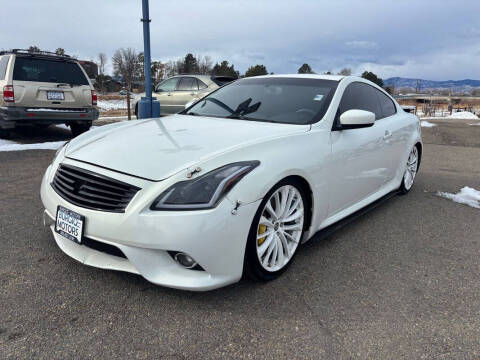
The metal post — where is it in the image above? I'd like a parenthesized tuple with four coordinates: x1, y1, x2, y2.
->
(138, 0, 160, 119)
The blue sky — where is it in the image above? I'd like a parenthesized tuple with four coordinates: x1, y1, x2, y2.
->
(3, 0, 480, 80)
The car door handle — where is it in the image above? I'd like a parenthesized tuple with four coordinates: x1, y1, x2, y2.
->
(383, 130, 392, 140)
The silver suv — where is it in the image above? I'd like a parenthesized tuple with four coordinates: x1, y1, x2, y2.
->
(0, 49, 99, 138)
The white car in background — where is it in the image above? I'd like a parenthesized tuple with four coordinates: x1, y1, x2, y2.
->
(40, 75, 422, 291)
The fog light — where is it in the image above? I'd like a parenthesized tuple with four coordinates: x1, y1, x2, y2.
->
(174, 252, 198, 269)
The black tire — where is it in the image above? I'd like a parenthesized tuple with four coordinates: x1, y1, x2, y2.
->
(399, 144, 420, 195)
(0, 128, 12, 139)
(244, 178, 308, 282)
(70, 122, 91, 137)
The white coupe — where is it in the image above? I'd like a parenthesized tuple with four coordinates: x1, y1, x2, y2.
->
(40, 75, 422, 291)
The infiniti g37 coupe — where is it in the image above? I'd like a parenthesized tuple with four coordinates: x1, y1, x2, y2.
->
(40, 74, 422, 291)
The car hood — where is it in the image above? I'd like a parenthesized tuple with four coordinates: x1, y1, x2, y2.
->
(65, 114, 310, 181)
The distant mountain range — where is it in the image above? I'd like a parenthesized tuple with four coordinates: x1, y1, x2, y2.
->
(384, 77, 480, 91)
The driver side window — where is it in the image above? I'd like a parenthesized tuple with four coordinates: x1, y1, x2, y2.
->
(339, 82, 382, 120)
(155, 78, 179, 92)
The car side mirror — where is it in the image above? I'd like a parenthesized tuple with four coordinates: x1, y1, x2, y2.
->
(339, 109, 375, 129)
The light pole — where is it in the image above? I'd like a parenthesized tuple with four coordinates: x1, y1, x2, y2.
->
(138, 0, 160, 119)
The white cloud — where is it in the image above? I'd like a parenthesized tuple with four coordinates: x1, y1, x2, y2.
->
(345, 41, 378, 49)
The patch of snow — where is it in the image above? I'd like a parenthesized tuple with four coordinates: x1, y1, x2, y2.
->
(420, 121, 436, 128)
(447, 111, 479, 120)
(0, 140, 66, 152)
(98, 115, 130, 121)
(55, 124, 70, 130)
(97, 100, 128, 111)
(437, 187, 480, 209)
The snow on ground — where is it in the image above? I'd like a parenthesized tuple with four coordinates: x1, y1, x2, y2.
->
(420, 121, 436, 127)
(55, 124, 70, 130)
(437, 187, 480, 209)
(97, 99, 128, 111)
(0, 140, 66, 152)
(448, 111, 479, 120)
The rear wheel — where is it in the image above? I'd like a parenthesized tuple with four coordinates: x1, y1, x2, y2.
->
(244, 180, 306, 281)
(70, 122, 91, 137)
(0, 128, 12, 139)
(399, 145, 419, 194)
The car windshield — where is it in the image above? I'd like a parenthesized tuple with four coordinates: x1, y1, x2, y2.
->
(13, 57, 89, 85)
(184, 77, 338, 124)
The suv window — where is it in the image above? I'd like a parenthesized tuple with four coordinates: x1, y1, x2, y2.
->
(156, 78, 178, 92)
(177, 77, 197, 91)
(376, 89, 396, 118)
(12, 57, 89, 85)
(0, 56, 9, 80)
(338, 82, 381, 120)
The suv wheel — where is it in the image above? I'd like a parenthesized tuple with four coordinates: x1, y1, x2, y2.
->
(70, 122, 91, 137)
(0, 128, 12, 139)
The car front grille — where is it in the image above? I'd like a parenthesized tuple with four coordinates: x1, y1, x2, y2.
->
(51, 164, 141, 213)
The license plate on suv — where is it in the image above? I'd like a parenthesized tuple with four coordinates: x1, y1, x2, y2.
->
(55, 206, 84, 244)
(47, 91, 65, 100)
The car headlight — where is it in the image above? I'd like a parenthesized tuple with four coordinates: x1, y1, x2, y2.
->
(150, 161, 260, 210)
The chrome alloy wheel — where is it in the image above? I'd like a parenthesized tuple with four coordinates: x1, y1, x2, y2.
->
(404, 146, 418, 190)
(256, 185, 304, 272)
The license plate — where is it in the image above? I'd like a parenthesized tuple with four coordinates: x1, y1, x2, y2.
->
(47, 91, 65, 100)
(55, 206, 84, 244)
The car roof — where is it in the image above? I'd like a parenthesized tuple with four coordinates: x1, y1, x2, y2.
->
(251, 74, 345, 81)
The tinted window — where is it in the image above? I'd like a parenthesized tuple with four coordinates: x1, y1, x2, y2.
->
(376, 90, 396, 118)
(185, 77, 339, 124)
(0, 56, 9, 80)
(339, 82, 381, 120)
(197, 79, 208, 89)
(156, 78, 178, 92)
(12, 57, 89, 85)
(177, 77, 196, 91)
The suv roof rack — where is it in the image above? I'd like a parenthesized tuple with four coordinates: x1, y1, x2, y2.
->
(0, 49, 72, 59)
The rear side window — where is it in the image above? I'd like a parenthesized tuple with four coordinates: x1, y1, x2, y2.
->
(177, 77, 197, 91)
(376, 90, 396, 118)
(0, 56, 9, 80)
(197, 79, 208, 89)
(12, 57, 89, 85)
(339, 82, 381, 120)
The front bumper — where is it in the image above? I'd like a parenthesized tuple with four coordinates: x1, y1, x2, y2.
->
(0, 106, 99, 129)
(40, 160, 260, 291)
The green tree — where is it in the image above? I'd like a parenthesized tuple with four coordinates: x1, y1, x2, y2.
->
(297, 63, 314, 74)
(245, 64, 268, 77)
(337, 68, 352, 76)
(361, 71, 384, 87)
(55, 48, 65, 56)
(28, 45, 40, 53)
(181, 53, 199, 74)
(212, 60, 238, 78)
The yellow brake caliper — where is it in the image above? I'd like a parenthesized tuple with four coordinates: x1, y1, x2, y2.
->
(258, 224, 267, 245)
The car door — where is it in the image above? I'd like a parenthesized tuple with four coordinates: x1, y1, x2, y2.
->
(328, 82, 391, 215)
(153, 77, 179, 115)
(170, 77, 199, 112)
(374, 88, 407, 183)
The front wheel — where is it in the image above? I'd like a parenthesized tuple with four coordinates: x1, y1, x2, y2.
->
(399, 145, 419, 194)
(244, 180, 307, 281)
(70, 122, 91, 137)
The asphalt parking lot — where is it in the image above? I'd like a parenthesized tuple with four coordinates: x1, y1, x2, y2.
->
(1, 120, 479, 359)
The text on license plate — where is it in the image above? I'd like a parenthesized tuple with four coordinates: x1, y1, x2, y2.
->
(55, 206, 84, 244)
(47, 91, 65, 100)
